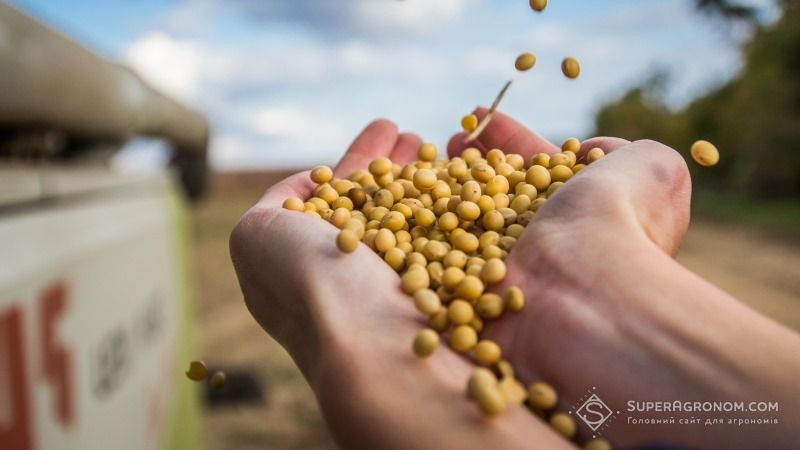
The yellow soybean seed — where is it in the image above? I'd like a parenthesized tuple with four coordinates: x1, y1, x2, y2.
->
(572, 163, 587, 173)
(561, 57, 581, 79)
(414, 207, 436, 228)
(550, 413, 577, 439)
(448, 300, 475, 325)
(515, 52, 536, 72)
(401, 267, 430, 294)
(443, 249, 468, 268)
(506, 286, 525, 312)
(418, 143, 438, 162)
(482, 210, 505, 232)
(450, 325, 478, 352)
(561, 138, 581, 153)
(423, 240, 448, 262)
(480, 258, 507, 285)
(505, 224, 525, 239)
(690, 140, 720, 167)
(476, 293, 504, 319)
(528, 381, 558, 410)
(546, 181, 564, 197)
(468, 372, 506, 416)
(549, 165, 573, 183)
(530, 0, 547, 12)
(474, 340, 502, 365)
(460, 180, 482, 202)
(413, 169, 437, 191)
(526, 165, 551, 193)
(467, 368, 497, 399)
(381, 211, 406, 232)
(496, 359, 514, 379)
(375, 228, 397, 253)
(506, 153, 524, 170)
(455, 275, 485, 301)
(310, 165, 333, 184)
(531, 152, 551, 168)
(498, 377, 528, 405)
(485, 175, 510, 195)
(510, 195, 532, 214)
(461, 114, 478, 132)
(347, 188, 367, 210)
(456, 201, 481, 221)
(586, 147, 605, 163)
(471, 164, 496, 183)
(428, 308, 450, 332)
(486, 149, 505, 167)
(368, 157, 393, 176)
(384, 247, 406, 271)
(584, 438, 613, 450)
(186, 360, 207, 381)
(442, 266, 466, 290)
(438, 212, 459, 232)
(282, 197, 304, 211)
(413, 328, 439, 358)
(209, 371, 226, 390)
(453, 232, 480, 253)
(331, 196, 354, 211)
(336, 229, 360, 253)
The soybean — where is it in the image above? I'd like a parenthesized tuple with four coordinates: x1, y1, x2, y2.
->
(515, 52, 537, 71)
(690, 140, 719, 167)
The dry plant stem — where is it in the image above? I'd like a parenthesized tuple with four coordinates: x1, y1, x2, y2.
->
(464, 80, 513, 144)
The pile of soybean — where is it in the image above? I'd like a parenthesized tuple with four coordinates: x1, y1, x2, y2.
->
(283, 140, 614, 450)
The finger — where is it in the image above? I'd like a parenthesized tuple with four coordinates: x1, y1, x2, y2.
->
(450, 107, 560, 159)
(576, 136, 631, 161)
(256, 170, 316, 209)
(390, 132, 423, 166)
(447, 131, 487, 157)
(335, 119, 399, 178)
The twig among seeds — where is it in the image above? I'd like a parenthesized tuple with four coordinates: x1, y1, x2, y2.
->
(464, 80, 513, 144)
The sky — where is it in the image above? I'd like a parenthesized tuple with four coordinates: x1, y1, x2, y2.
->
(9, 0, 780, 170)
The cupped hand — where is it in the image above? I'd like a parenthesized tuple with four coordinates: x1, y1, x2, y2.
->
(230, 119, 572, 449)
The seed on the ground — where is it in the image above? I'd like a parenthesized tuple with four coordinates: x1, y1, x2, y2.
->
(550, 412, 577, 439)
(561, 57, 581, 79)
(474, 340, 502, 365)
(515, 52, 537, 71)
(690, 140, 719, 167)
(506, 286, 525, 312)
(209, 371, 226, 390)
(448, 300, 475, 325)
(282, 197, 304, 211)
(461, 114, 479, 132)
(450, 325, 478, 352)
(310, 165, 333, 184)
(528, 381, 558, 410)
(186, 360, 207, 381)
(530, 0, 547, 12)
(413, 328, 439, 357)
(336, 229, 359, 253)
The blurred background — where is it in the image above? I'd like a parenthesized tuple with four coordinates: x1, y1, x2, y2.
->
(1, 1, 798, 449)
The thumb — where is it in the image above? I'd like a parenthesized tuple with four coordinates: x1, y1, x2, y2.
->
(538, 139, 692, 256)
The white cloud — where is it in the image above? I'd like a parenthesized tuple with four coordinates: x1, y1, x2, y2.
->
(122, 31, 204, 105)
(118, 0, 748, 170)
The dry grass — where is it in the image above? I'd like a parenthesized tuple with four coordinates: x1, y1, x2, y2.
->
(189, 171, 800, 450)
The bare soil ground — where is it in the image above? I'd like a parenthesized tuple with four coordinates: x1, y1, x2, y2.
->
(189, 171, 800, 450)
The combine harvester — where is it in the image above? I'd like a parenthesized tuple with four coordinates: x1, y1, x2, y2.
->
(0, 4, 207, 449)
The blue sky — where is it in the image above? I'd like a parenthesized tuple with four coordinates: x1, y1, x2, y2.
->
(10, 0, 777, 169)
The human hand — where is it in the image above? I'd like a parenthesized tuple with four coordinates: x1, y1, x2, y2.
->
(230, 120, 573, 449)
